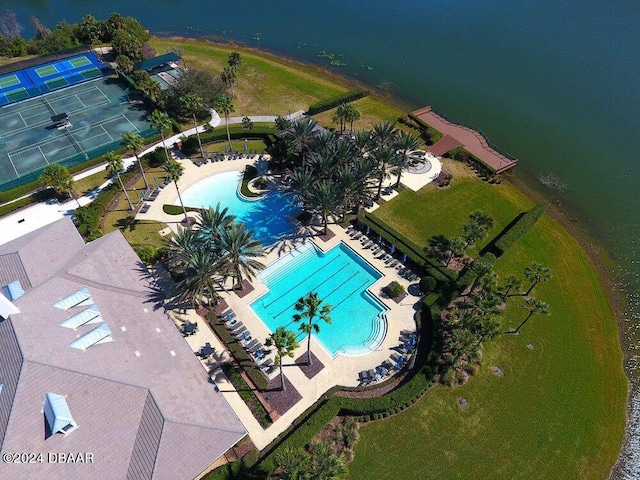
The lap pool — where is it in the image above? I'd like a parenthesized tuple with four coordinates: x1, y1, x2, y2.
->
(250, 241, 388, 357)
(180, 170, 297, 245)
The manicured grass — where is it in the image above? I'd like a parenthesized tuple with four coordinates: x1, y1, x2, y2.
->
(312, 96, 405, 131)
(201, 139, 267, 155)
(348, 169, 627, 479)
(149, 37, 350, 116)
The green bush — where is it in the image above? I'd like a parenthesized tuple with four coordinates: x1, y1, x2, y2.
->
(307, 89, 367, 115)
(406, 113, 444, 144)
(163, 204, 184, 216)
(494, 204, 545, 255)
(181, 136, 200, 156)
(420, 276, 438, 293)
(133, 245, 158, 265)
(0, 189, 54, 216)
(240, 165, 261, 198)
(481, 252, 497, 264)
(386, 281, 405, 298)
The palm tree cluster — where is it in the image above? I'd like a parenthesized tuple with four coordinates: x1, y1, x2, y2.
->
(332, 102, 361, 132)
(280, 118, 423, 234)
(429, 210, 495, 268)
(440, 260, 552, 384)
(164, 204, 266, 308)
(274, 440, 348, 480)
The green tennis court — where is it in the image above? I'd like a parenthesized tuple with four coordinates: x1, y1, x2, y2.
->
(80, 68, 102, 80)
(45, 77, 69, 90)
(35, 64, 59, 77)
(0, 75, 20, 88)
(5, 88, 29, 103)
(69, 56, 92, 68)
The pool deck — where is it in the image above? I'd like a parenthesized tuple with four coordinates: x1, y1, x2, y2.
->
(143, 158, 421, 451)
(163, 223, 418, 450)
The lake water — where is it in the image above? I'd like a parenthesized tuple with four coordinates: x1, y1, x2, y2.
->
(8, 1, 640, 476)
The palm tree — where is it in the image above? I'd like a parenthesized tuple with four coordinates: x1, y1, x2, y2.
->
(175, 249, 223, 308)
(462, 220, 486, 248)
(219, 222, 266, 290)
(196, 203, 235, 252)
(512, 297, 550, 334)
(469, 210, 495, 231)
(343, 103, 361, 132)
(333, 103, 348, 131)
(147, 109, 172, 164)
(285, 167, 315, 211)
(288, 117, 318, 165)
(164, 226, 200, 273)
(293, 292, 332, 365)
(39, 164, 80, 207)
(446, 236, 467, 267)
(227, 51, 242, 68)
(164, 159, 189, 224)
(180, 93, 205, 159)
(372, 145, 396, 198)
(274, 115, 291, 131)
(351, 130, 374, 157)
(214, 95, 235, 152)
(121, 132, 149, 190)
(371, 121, 397, 148)
(265, 327, 299, 391)
(308, 439, 347, 479)
(308, 180, 340, 234)
(523, 263, 552, 296)
(220, 65, 237, 96)
(105, 152, 134, 210)
(500, 274, 523, 300)
(274, 447, 310, 480)
(468, 260, 494, 293)
(335, 164, 370, 220)
(448, 327, 479, 368)
(392, 130, 423, 187)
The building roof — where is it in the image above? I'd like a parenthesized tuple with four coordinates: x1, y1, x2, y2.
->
(0, 218, 246, 479)
(134, 53, 182, 72)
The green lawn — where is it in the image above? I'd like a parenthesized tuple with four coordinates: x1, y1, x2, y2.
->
(348, 167, 627, 479)
(149, 37, 349, 116)
(312, 96, 406, 131)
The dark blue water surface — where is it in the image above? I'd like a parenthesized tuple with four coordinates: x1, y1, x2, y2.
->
(7, 1, 640, 476)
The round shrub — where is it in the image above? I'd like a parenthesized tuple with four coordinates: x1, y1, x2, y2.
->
(420, 276, 437, 293)
(181, 136, 200, 156)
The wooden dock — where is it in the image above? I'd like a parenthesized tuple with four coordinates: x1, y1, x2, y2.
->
(413, 106, 517, 174)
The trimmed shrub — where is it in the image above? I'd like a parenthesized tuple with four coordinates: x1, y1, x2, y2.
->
(134, 245, 158, 265)
(307, 89, 367, 115)
(423, 292, 441, 308)
(406, 113, 444, 144)
(481, 252, 497, 264)
(162, 204, 184, 216)
(181, 136, 200, 156)
(420, 276, 438, 293)
(494, 204, 545, 255)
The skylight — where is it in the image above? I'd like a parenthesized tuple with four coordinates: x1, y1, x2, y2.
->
(53, 287, 92, 310)
(69, 323, 113, 350)
(2, 280, 24, 301)
(44, 392, 78, 436)
(60, 304, 102, 329)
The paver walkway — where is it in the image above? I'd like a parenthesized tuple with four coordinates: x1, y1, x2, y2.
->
(413, 106, 517, 173)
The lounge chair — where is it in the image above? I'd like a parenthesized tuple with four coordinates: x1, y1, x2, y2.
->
(259, 357, 274, 371)
(231, 326, 247, 338)
(244, 338, 259, 351)
(358, 370, 372, 385)
(248, 341, 263, 354)
(352, 232, 363, 240)
(140, 203, 150, 214)
(389, 259, 399, 268)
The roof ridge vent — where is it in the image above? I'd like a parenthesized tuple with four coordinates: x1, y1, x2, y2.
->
(44, 392, 78, 436)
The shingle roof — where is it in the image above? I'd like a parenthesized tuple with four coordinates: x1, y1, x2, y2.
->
(0, 219, 246, 479)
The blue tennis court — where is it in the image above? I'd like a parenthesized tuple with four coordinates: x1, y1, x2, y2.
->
(0, 52, 106, 107)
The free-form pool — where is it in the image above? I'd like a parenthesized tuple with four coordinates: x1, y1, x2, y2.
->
(180, 170, 297, 245)
(250, 242, 388, 357)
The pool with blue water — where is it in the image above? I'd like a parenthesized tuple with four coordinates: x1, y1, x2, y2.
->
(180, 170, 296, 245)
(250, 242, 388, 357)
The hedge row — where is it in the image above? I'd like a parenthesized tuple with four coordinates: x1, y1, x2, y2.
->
(259, 399, 341, 472)
(307, 89, 367, 115)
(205, 312, 269, 391)
(0, 189, 54, 217)
(195, 124, 277, 145)
(494, 203, 545, 255)
(221, 363, 272, 428)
